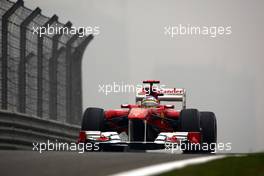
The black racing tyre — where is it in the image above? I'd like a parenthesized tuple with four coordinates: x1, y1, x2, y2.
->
(179, 109, 201, 154)
(81, 107, 105, 131)
(200, 111, 217, 153)
(180, 109, 200, 132)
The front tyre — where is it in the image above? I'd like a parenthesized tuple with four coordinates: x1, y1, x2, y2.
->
(180, 109, 200, 132)
(179, 109, 201, 153)
(200, 111, 217, 153)
(81, 107, 105, 131)
(81, 108, 106, 151)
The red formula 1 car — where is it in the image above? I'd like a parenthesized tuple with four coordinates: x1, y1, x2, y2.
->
(78, 80, 217, 153)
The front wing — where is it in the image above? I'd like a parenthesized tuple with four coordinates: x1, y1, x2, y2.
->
(79, 131, 201, 150)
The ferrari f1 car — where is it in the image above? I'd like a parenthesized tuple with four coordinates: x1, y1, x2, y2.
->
(78, 80, 217, 153)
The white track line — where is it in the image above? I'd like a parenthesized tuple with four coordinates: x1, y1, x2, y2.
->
(110, 155, 226, 176)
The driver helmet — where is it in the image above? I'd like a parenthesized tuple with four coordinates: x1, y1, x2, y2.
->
(142, 96, 159, 107)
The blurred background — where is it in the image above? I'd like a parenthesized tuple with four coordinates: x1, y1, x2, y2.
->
(24, 0, 264, 153)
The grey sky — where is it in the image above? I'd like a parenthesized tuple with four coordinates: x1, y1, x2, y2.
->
(25, 0, 264, 153)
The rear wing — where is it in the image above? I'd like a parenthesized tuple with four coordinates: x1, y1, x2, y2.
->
(136, 88, 186, 109)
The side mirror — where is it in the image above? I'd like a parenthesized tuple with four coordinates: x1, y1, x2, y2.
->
(121, 104, 129, 108)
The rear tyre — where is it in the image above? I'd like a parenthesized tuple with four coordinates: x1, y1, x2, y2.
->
(179, 109, 201, 153)
(200, 111, 217, 153)
(81, 107, 105, 131)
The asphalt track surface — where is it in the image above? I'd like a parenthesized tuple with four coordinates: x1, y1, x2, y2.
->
(0, 151, 207, 176)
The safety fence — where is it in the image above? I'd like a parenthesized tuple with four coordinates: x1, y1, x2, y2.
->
(0, 0, 93, 125)
(0, 0, 94, 148)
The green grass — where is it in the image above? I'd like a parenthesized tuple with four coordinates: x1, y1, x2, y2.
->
(159, 153, 264, 176)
